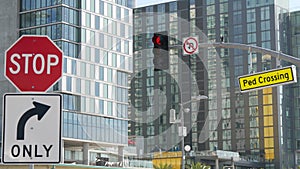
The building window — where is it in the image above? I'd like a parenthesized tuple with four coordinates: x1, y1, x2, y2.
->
(206, 0, 215, 5)
(99, 100, 104, 114)
(107, 68, 112, 83)
(95, 82, 99, 97)
(248, 33, 257, 43)
(124, 9, 129, 22)
(90, 64, 95, 79)
(99, 33, 104, 48)
(107, 101, 113, 116)
(116, 6, 121, 19)
(233, 0, 242, 10)
(261, 7, 270, 20)
(116, 38, 121, 52)
(99, 66, 104, 80)
(219, 3, 228, 13)
(106, 3, 113, 17)
(95, 15, 100, 29)
(261, 31, 271, 41)
(261, 20, 270, 30)
(120, 55, 125, 69)
(207, 5, 215, 15)
(169, 2, 177, 12)
(85, 80, 90, 95)
(99, 0, 104, 15)
(157, 4, 165, 13)
(247, 9, 256, 22)
(103, 18, 108, 33)
(66, 76, 72, 91)
(112, 53, 117, 67)
(90, 0, 95, 12)
(247, 23, 256, 33)
(233, 11, 242, 25)
(103, 51, 108, 65)
(103, 84, 108, 98)
(80, 62, 86, 77)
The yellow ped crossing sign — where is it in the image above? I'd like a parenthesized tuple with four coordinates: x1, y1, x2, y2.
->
(238, 65, 297, 92)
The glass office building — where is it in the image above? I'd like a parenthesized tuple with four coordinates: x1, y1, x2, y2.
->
(283, 10, 300, 168)
(0, 0, 133, 165)
(131, 1, 204, 155)
(201, 1, 288, 168)
(131, 0, 294, 168)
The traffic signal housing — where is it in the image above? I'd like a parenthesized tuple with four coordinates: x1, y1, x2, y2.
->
(152, 31, 169, 71)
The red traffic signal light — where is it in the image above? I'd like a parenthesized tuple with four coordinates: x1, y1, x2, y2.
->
(152, 31, 169, 71)
(152, 31, 169, 51)
(152, 35, 162, 45)
(152, 32, 168, 50)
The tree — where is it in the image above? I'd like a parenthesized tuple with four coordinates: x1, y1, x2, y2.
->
(153, 163, 173, 169)
(187, 162, 211, 169)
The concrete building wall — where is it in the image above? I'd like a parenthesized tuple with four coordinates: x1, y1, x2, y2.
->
(0, 0, 19, 81)
(0, 0, 19, 141)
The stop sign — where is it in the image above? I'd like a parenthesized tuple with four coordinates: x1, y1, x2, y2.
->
(5, 35, 63, 92)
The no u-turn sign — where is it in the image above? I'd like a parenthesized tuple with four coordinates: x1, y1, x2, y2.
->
(182, 36, 199, 55)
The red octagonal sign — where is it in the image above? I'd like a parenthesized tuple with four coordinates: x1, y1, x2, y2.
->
(5, 35, 63, 92)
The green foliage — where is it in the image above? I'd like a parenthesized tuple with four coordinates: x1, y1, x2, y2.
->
(153, 163, 173, 169)
(187, 162, 211, 169)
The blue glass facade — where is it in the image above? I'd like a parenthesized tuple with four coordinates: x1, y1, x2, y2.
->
(18, 0, 133, 165)
(63, 110, 127, 143)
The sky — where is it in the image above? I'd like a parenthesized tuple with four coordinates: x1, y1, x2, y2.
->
(290, 0, 300, 11)
(136, 0, 174, 7)
(136, 0, 300, 10)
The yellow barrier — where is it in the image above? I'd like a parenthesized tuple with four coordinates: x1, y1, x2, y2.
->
(153, 152, 182, 169)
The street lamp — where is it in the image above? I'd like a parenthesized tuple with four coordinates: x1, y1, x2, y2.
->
(170, 95, 208, 169)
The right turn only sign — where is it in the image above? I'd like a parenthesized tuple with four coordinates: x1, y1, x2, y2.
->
(2, 93, 61, 163)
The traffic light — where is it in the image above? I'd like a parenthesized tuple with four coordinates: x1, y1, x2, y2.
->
(152, 31, 169, 71)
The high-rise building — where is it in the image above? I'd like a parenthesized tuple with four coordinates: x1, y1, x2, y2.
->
(0, 0, 134, 165)
(131, 0, 294, 168)
(131, 1, 202, 155)
(283, 10, 300, 168)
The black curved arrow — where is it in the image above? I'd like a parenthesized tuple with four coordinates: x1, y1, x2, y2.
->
(17, 101, 50, 140)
